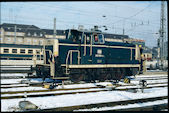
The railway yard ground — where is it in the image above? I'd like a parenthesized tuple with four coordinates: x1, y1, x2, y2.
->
(0, 70, 168, 112)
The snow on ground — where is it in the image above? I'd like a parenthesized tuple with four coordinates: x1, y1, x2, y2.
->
(1, 72, 168, 111)
(1, 84, 167, 97)
(1, 87, 168, 112)
(1, 73, 28, 77)
(75, 99, 168, 111)
(135, 74, 168, 78)
(1, 86, 48, 92)
(1, 84, 29, 87)
(146, 69, 167, 72)
(130, 79, 168, 84)
(1, 79, 27, 84)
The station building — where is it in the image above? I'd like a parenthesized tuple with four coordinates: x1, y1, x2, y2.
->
(0, 23, 145, 48)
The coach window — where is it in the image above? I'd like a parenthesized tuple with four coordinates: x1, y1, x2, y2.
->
(36, 50, 40, 54)
(28, 50, 33, 54)
(20, 49, 25, 53)
(4, 49, 9, 53)
(12, 49, 17, 53)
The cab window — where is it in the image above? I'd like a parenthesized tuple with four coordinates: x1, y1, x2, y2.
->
(94, 35, 98, 42)
(94, 34, 104, 44)
(98, 34, 104, 43)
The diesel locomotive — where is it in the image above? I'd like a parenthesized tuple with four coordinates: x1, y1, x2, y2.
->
(36, 28, 144, 82)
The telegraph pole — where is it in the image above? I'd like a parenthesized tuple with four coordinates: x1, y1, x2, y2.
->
(122, 19, 125, 35)
(53, 18, 56, 39)
(158, 0, 166, 70)
(14, 25, 17, 44)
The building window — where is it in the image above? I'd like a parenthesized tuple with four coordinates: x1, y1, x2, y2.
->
(34, 39, 37, 43)
(4, 49, 9, 53)
(12, 49, 17, 53)
(18, 38, 23, 43)
(7, 32, 12, 35)
(34, 32, 37, 36)
(17, 32, 23, 36)
(26, 39, 31, 44)
(39, 40, 43, 45)
(6, 37, 11, 41)
(0, 37, 3, 42)
(20, 49, 25, 53)
(28, 49, 33, 54)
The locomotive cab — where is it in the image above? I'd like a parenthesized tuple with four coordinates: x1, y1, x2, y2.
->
(65, 29, 105, 45)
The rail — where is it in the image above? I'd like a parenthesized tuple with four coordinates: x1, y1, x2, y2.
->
(0, 65, 34, 73)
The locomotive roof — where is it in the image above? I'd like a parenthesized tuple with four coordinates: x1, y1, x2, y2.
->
(66, 29, 102, 34)
(66, 29, 129, 39)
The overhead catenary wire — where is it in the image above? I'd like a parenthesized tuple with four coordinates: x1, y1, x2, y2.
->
(1, 1, 165, 41)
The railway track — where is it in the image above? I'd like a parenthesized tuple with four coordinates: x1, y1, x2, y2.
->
(23, 96, 168, 111)
(0, 81, 168, 89)
(1, 83, 167, 100)
(112, 103, 168, 111)
(134, 77, 168, 80)
(1, 71, 167, 111)
(0, 65, 34, 73)
(1, 77, 167, 88)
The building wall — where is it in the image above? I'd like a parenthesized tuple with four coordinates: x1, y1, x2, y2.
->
(0, 28, 5, 43)
(0, 28, 45, 45)
(45, 34, 66, 39)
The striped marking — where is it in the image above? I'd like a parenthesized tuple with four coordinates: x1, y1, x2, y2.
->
(59, 43, 135, 49)
(124, 78, 130, 83)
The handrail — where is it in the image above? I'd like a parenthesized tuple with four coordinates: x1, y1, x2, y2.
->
(66, 50, 80, 74)
(84, 34, 86, 56)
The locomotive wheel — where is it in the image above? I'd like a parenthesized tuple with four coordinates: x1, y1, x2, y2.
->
(70, 74, 84, 83)
(114, 68, 123, 81)
(97, 73, 109, 82)
(131, 68, 139, 76)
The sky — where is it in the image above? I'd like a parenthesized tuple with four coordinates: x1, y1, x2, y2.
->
(1, 1, 168, 48)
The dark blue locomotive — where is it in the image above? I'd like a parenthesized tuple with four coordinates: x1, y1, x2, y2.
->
(36, 29, 143, 82)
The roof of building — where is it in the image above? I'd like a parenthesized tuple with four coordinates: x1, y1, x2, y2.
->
(25, 29, 45, 38)
(1, 23, 46, 38)
(42, 29, 66, 35)
(1, 23, 40, 31)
